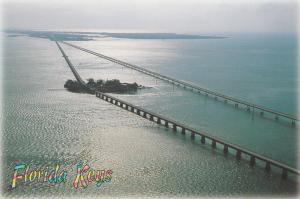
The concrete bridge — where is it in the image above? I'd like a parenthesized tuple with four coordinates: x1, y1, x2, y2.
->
(95, 91, 299, 180)
(56, 41, 300, 180)
(55, 41, 90, 91)
(60, 41, 298, 126)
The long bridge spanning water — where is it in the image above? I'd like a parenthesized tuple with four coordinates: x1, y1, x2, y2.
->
(55, 41, 90, 91)
(56, 41, 299, 180)
(60, 41, 298, 125)
(95, 91, 299, 179)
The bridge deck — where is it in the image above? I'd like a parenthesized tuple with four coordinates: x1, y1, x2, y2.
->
(96, 91, 300, 179)
(56, 41, 87, 87)
(60, 41, 298, 124)
(55, 40, 299, 180)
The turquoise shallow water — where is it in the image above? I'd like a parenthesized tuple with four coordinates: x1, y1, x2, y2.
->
(2, 34, 299, 197)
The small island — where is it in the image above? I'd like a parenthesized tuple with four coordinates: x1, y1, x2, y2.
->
(64, 78, 144, 94)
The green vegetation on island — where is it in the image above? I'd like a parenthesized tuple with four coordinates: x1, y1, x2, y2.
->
(6, 30, 228, 41)
(64, 78, 144, 94)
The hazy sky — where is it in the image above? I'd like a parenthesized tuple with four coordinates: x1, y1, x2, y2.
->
(2, 0, 298, 33)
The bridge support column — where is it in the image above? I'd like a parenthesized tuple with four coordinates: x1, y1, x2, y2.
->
(282, 169, 288, 180)
(250, 156, 256, 166)
(236, 150, 241, 160)
(260, 111, 264, 116)
(247, 106, 250, 112)
(157, 118, 161, 124)
(223, 145, 228, 154)
(215, 96, 218, 100)
(131, 107, 134, 113)
(235, 103, 239, 108)
(165, 121, 168, 128)
(224, 99, 227, 103)
(201, 136, 205, 144)
(150, 115, 153, 121)
(292, 120, 295, 126)
(182, 128, 186, 135)
(265, 162, 271, 172)
(173, 124, 177, 132)
(275, 115, 279, 120)
(212, 140, 216, 148)
(137, 110, 140, 115)
(143, 112, 147, 118)
(191, 132, 195, 140)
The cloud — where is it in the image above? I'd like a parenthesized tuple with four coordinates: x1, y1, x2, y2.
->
(2, 0, 298, 33)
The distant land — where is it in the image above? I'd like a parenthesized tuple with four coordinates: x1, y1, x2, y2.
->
(5, 30, 228, 41)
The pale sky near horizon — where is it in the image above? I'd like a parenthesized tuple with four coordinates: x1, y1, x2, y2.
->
(2, 0, 298, 34)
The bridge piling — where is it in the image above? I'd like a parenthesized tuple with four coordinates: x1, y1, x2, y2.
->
(173, 124, 177, 132)
(212, 140, 216, 148)
(250, 156, 256, 166)
(191, 132, 195, 140)
(236, 150, 241, 160)
(201, 136, 205, 144)
(157, 118, 161, 124)
(247, 106, 250, 112)
(150, 115, 154, 121)
(223, 145, 228, 154)
(182, 128, 186, 135)
(165, 121, 169, 128)
(265, 162, 271, 172)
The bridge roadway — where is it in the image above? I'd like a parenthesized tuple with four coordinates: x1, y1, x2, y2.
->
(60, 41, 298, 125)
(55, 41, 299, 180)
(56, 41, 88, 88)
(96, 91, 299, 180)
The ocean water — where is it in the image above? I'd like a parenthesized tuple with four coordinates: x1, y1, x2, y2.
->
(2, 33, 298, 197)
